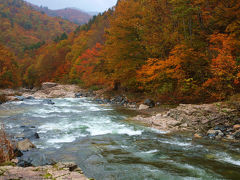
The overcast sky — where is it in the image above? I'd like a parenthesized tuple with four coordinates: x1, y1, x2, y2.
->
(24, 0, 118, 12)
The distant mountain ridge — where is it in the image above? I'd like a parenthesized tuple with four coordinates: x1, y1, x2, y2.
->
(0, 0, 77, 55)
(30, 5, 92, 25)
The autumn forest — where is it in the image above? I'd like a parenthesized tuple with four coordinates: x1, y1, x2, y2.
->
(1, 0, 240, 103)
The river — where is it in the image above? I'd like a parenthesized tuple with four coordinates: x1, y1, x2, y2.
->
(0, 98, 240, 179)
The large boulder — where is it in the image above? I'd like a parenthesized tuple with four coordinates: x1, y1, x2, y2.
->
(18, 150, 55, 167)
(41, 82, 57, 90)
(16, 139, 36, 151)
(139, 104, 149, 110)
(144, 99, 155, 108)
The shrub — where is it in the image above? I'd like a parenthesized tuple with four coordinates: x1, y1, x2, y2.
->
(0, 94, 7, 104)
(0, 124, 15, 164)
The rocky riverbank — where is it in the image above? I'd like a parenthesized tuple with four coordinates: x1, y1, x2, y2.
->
(132, 102, 240, 141)
(0, 161, 88, 180)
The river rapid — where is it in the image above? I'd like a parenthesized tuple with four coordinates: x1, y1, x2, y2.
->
(0, 98, 240, 180)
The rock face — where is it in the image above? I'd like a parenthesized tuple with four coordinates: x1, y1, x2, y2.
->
(16, 139, 36, 151)
(23, 84, 83, 99)
(0, 162, 88, 180)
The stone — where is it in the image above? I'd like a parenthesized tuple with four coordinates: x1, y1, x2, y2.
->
(139, 104, 150, 110)
(17, 139, 36, 151)
(41, 82, 57, 90)
(233, 124, 240, 130)
(144, 99, 155, 108)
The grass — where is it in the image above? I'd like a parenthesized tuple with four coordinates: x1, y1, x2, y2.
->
(0, 124, 15, 164)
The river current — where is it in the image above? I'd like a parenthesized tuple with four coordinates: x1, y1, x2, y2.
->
(0, 98, 240, 179)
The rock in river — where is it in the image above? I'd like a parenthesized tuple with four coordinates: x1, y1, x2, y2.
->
(17, 139, 36, 151)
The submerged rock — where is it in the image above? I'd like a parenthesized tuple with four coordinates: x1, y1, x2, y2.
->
(43, 99, 55, 105)
(15, 96, 25, 101)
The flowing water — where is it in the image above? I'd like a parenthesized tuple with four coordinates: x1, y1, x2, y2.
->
(0, 98, 240, 180)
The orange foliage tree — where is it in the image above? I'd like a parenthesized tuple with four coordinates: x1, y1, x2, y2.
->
(0, 45, 21, 88)
(137, 44, 208, 102)
(202, 34, 240, 100)
(72, 43, 109, 88)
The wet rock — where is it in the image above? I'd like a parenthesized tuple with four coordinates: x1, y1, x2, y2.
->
(75, 92, 83, 98)
(41, 82, 57, 90)
(18, 150, 55, 167)
(15, 96, 25, 101)
(144, 99, 155, 108)
(17, 139, 36, 151)
(18, 126, 39, 140)
(25, 96, 35, 100)
(139, 104, 149, 110)
(43, 99, 55, 105)
(23, 129, 40, 140)
(214, 125, 227, 131)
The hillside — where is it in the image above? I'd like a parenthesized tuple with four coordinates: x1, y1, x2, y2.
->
(0, 0, 78, 56)
(1, 0, 239, 104)
(31, 5, 92, 25)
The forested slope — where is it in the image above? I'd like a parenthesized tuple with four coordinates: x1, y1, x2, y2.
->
(0, 0, 77, 55)
(2, 0, 240, 103)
